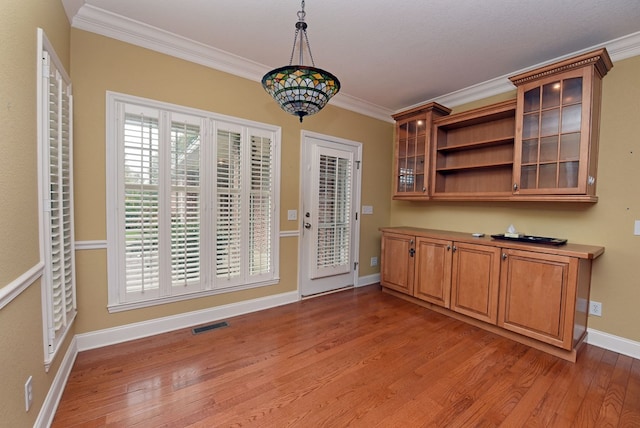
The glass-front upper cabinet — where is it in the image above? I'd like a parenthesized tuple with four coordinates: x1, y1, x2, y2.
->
(392, 103, 450, 200)
(510, 49, 612, 200)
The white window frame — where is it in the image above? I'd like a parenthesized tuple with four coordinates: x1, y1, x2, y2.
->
(37, 28, 77, 370)
(106, 92, 281, 312)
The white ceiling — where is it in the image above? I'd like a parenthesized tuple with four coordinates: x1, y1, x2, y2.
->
(62, 0, 640, 120)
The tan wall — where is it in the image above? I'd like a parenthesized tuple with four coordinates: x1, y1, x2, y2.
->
(0, 0, 72, 425)
(390, 55, 640, 343)
(70, 29, 393, 333)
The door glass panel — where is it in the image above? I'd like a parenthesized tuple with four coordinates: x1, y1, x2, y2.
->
(521, 139, 538, 164)
(523, 113, 539, 139)
(524, 87, 540, 113)
(539, 163, 558, 188)
(542, 81, 561, 109)
(398, 139, 407, 158)
(520, 165, 536, 189)
(416, 135, 426, 154)
(558, 161, 579, 188)
(539, 136, 558, 163)
(559, 133, 580, 160)
(561, 104, 582, 134)
(541, 109, 559, 136)
(562, 78, 582, 104)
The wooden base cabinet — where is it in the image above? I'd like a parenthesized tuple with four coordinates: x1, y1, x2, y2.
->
(380, 227, 604, 361)
(451, 243, 501, 324)
(498, 249, 588, 351)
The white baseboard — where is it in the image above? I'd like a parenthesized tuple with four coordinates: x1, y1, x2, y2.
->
(587, 328, 640, 360)
(35, 336, 79, 428)
(357, 273, 380, 287)
(75, 290, 299, 351)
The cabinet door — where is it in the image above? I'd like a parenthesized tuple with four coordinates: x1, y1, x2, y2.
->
(498, 249, 578, 350)
(450, 243, 501, 324)
(380, 232, 415, 295)
(414, 237, 452, 307)
(394, 115, 429, 197)
(513, 67, 593, 195)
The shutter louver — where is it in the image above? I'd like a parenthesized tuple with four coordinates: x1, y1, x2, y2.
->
(216, 129, 242, 280)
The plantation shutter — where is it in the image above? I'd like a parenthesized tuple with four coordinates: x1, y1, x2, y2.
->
(215, 125, 243, 283)
(41, 45, 76, 356)
(169, 116, 202, 292)
(249, 132, 273, 278)
(123, 108, 161, 300)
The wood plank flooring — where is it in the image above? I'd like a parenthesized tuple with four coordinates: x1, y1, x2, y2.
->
(52, 285, 640, 427)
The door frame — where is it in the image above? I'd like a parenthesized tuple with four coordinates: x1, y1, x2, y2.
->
(297, 130, 362, 298)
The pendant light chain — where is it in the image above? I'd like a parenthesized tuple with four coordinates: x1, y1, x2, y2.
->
(288, 0, 316, 67)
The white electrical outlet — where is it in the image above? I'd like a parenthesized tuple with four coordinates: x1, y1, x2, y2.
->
(362, 205, 373, 215)
(634, 220, 640, 236)
(25, 376, 33, 412)
(370, 256, 378, 266)
(589, 301, 602, 317)
(287, 210, 297, 221)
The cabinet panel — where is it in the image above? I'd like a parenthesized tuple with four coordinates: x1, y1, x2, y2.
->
(380, 232, 414, 295)
(414, 237, 452, 307)
(450, 243, 501, 324)
(498, 249, 578, 350)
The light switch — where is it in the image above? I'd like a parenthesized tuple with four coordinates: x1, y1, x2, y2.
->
(635, 220, 640, 236)
(287, 210, 297, 221)
(362, 205, 373, 215)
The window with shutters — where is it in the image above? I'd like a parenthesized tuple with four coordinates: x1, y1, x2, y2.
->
(37, 29, 76, 368)
(106, 93, 280, 311)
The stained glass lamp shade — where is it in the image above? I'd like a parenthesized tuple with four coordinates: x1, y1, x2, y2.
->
(261, 1, 340, 122)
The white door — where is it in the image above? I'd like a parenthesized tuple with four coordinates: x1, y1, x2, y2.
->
(299, 132, 362, 297)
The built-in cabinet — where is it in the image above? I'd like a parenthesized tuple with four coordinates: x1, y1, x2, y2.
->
(393, 49, 612, 202)
(380, 227, 604, 361)
(392, 103, 451, 199)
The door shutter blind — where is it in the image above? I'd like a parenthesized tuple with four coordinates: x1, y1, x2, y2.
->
(311, 149, 353, 279)
(40, 44, 76, 358)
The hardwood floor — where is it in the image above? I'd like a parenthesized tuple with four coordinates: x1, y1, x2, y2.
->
(53, 285, 640, 427)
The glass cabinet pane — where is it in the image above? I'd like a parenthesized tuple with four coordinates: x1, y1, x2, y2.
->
(542, 82, 561, 109)
(558, 161, 579, 188)
(521, 139, 538, 164)
(520, 165, 537, 189)
(541, 109, 559, 136)
(524, 87, 540, 113)
(559, 133, 580, 161)
(538, 163, 558, 188)
(539, 136, 558, 163)
(523, 113, 539, 139)
(562, 78, 582, 104)
(561, 104, 582, 134)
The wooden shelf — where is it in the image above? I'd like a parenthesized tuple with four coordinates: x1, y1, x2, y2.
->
(436, 161, 514, 173)
(437, 137, 514, 153)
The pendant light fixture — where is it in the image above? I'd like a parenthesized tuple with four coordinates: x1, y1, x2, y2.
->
(261, 0, 340, 122)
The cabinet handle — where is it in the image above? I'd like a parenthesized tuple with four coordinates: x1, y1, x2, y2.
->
(409, 248, 415, 257)
(513, 183, 518, 191)
(446, 245, 451, 251)
(452, 245, 457, 252)
(502, 253, 508, 260)
(410, 239, 414, 245)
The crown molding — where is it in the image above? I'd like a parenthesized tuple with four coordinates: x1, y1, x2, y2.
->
(69, 4, 640, 122)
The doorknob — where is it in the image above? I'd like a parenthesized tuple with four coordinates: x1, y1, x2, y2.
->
(304, 222, 312, 229)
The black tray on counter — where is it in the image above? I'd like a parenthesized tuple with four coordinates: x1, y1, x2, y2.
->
(490, 234, 567, 246)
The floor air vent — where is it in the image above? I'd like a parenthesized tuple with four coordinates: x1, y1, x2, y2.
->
(192, 321, 229, 335)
